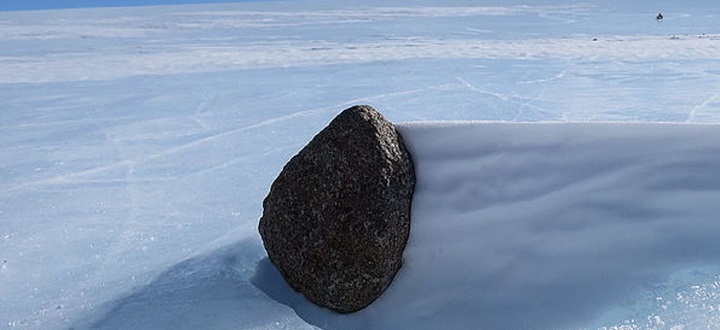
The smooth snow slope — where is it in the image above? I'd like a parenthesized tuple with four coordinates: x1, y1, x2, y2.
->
(2, 0, 720, 329)
(396, 122, 720, 330)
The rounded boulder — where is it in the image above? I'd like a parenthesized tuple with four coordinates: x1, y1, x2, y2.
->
(258, 105, 416, 313)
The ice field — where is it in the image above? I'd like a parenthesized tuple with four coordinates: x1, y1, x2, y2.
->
(2, 0, 720, 329)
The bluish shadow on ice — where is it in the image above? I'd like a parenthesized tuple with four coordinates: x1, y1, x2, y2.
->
(251, 258, 371, 330)
(71, 236, 371, 330)
(71, 238, 366, 330)
(71, 240, 318, 330)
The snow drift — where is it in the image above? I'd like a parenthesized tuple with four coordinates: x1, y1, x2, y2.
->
(75, 122, 720, 330)
(385, 122, 720, 329)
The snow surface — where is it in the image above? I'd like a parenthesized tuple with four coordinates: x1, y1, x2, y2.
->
(2, 0, 720, 329)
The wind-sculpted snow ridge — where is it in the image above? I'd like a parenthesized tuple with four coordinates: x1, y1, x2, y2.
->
(385, 122, 720, 330)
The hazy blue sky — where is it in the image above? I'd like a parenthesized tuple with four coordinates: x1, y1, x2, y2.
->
(0, 0, 265, 11)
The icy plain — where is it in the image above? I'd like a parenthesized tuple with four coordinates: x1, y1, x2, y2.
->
(1, 0, 720, 329)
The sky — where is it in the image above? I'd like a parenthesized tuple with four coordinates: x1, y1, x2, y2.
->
(0, 0, 267, 11)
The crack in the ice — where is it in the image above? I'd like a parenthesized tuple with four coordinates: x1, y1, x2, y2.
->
(0, 105, 334, 196)
(456, 76, 555, 121)
(686, 90, 720, 122)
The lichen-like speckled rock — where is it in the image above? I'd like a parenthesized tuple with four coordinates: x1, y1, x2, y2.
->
(258, 105, 416, 313)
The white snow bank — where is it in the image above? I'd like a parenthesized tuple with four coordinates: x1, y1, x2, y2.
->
(389, 122, 720, 329)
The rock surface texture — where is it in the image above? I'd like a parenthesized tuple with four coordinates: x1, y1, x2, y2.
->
(258, 105, 416, 313)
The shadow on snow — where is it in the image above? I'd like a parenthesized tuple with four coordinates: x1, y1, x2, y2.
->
(70, 239, 357, 330)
